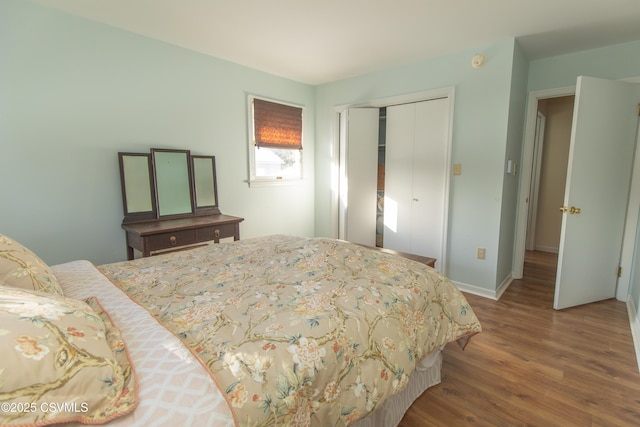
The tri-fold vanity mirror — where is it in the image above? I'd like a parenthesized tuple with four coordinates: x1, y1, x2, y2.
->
(117, 148, 243, 260)
(118, 148, 220, 224)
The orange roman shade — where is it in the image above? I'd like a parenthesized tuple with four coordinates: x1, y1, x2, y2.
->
(253, 98, 303, 150)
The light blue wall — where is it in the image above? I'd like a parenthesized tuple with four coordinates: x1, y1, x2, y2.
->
(314, 39, 520, 292)
(496, 41, 529, 288)
(0, 0, 315, 265)
(528, 40, 640, 91)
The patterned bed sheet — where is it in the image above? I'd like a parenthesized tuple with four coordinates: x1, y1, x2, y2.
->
(96, 235, 481, 426)
(51, 260, 235, 427)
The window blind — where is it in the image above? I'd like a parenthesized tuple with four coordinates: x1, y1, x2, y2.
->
(253, 98, 303, 150)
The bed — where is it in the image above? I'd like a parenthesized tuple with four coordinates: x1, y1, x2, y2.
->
(0, 234, 481, 426)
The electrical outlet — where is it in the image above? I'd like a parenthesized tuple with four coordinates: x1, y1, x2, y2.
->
(477, 247, 486, 260)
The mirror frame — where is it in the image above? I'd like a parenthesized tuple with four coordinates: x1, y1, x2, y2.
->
(118, 148, 221, 224)
(118, 152, 157, 223)
(151, 148, 196, 219)
(192, 155, 221, 215)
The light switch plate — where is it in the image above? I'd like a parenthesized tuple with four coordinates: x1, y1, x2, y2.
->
(453, 163, 461, 175)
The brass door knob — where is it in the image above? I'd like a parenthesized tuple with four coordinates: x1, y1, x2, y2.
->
(559, 206, 568, 213)
(569, 206, 581, 215)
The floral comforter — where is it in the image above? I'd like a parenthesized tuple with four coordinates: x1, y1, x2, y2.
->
(98, 235, 481, 426)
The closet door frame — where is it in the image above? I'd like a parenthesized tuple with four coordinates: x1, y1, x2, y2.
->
(334, 86, 455, 274)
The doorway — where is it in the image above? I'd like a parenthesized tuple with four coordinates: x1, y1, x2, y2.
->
(515, 77, 640, 309)
(523, 95, 575, 284)
(514, 85, 576, 285)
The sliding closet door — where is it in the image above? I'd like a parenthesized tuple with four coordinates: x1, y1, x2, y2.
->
(384, 98, 449, 268)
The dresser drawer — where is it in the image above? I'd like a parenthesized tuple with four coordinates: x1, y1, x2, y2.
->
(122, 215, 244, 259)
(198, 223, 237, 242)
(146, 229, 197, 251)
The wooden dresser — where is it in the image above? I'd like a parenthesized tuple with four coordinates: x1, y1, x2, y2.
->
(122, 214, 244, 260)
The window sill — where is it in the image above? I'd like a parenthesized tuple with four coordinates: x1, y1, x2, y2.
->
(247, 178, 305, 188)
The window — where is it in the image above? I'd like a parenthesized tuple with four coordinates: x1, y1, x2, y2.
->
(248, 96, 304, 184)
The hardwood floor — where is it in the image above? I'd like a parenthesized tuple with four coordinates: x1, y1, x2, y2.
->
(399, 251, 640, 426)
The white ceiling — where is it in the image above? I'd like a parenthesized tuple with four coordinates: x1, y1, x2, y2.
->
(32, 0, 640, 85)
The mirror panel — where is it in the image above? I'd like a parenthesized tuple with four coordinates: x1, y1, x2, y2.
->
(192, 156, 219, 212)
(118, 153, 157, 222)
(152, 149, 194, 217)
(122, 156, 154, 212)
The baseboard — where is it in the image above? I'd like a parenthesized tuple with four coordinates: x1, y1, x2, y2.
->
(453, 274, 514, 301)
(533, 245, 559, 253)
(496, 274, 514, 300)
(626, 299, 640, 373)
(453, 280, 498, 300)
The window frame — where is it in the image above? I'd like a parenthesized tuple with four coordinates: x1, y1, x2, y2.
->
(247, 95, 305, 186)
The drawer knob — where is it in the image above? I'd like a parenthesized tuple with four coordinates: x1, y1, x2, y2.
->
(214, 229, 220, 238)
(170, 235, 177, 245)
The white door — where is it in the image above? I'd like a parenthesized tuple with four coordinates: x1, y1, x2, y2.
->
(554, 76, 640, 309)
(411, 98, 449, 263)
(384, 103, 415, 252)
(340, 108, 380, 246)
(384, 98, 449, 269)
